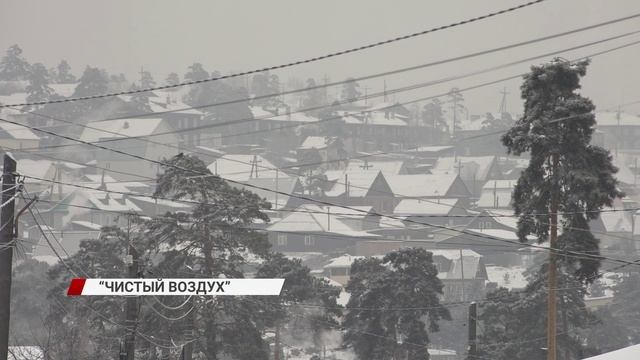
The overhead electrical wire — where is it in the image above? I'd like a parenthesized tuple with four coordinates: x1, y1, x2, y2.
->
(0, 0, 547, 109)
(20, 31, 640, 154)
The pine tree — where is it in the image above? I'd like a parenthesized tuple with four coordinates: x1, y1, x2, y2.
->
(165, 72, 180, 86)
(73, 66, 109, 97)
(501, 59, 622, 280)
(25, 63, 55, 106)
(0, 44, 30, 81)
(146, 154, 273, 359)
(421, 99, 447, 132)
(340, 77, 361, 101)
(139, 70, 156, 89)
(447, 88, 465, 134)
(56, 60, 76, 83)
(301, 78, 324, 114)
(255, 253, 341, 351)
(343, 248, 450, 360)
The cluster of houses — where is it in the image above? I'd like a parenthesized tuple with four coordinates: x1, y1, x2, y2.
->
(3, 81, 640, 359)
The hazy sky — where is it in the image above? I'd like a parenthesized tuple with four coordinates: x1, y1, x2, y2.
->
(2, 0, 639, 114)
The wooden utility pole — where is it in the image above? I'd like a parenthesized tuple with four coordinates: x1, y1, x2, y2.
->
(274, 325, 281, 360)
(547, 154, 559, 360)
(124, 215, 139, 360)
(182, 295, 195, 360)
(467, 302, 478, 360)
(0, 154, 17, 360)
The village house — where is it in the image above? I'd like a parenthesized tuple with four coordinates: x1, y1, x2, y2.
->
(386, 173, 472, 207)
(431, 155, 502, 198)
(77, 117, 181, 180)
(0, 120, 40, 150)
(266, 204, 380, 254)
(296, 136, 347, 171)
(323, 169, 395, 213)
(476, 179, 516, 209)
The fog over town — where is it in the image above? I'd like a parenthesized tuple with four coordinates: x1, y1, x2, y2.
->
(1, 1, 640, 360)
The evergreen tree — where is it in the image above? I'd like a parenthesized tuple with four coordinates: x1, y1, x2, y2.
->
(340, 77, 361, 101)
(0, 44, 30, 81)
(343, 248, 450, 360)
(255, 253, 341, 350)
(477, 265, 594, 360)
(251, 72, 281, 106)
(301, 78, 324, 113)
(146, 154, 273, 359)
(47, 227, 148, 360)
(421, 99, 447, 132)
(501, 59, 622, 280)
(447, 88, 465, 134)
(73, 66, 109, 97)
(139, 70, 156, 89)
(25, 62, 55, 105)
(56, 60, 76, 83)
(166, 72, 180, 86)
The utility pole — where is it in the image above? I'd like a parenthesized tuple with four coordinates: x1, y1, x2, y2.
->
(274, 325, 281, 360)
(0, 154, 17, 360)
(547, 154, 559, 360)
(124, 214, 139, 360)
(467, 302, 478, 360)
(459, 249, 466, 302)
(182, 297, 194, 360)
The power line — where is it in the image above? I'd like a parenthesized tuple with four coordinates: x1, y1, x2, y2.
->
(20, 31, 640, 154)
(11, 12, 640, 130)
(0, 0, 547, 109)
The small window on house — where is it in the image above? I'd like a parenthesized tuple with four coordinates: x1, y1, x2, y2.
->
(304, 234, 315, 246)
(277, 234, 287, 246)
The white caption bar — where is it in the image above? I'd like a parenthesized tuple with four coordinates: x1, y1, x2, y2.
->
(67, 278, 284, 296)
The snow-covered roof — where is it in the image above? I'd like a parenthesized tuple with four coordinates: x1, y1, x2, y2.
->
(344, 159, 405, 175)
(432, 156, 497, 181)
(485, 265, 527, 290)
(599, 210, 633, 233)
(394, 198, 459, 216)
(79, 118, 165, 142)
(325, 170, 385, 198)
(209, 154, 288, 182)
(582, 344, 640, 360)
(341, 111, 408, 127)
(15, 159, 54, 182)
(386, 173, 459, 198)
(71, 220, 103, 231)
(267, 204, 377, 237)
(0, 121, 39, 140)
(477, 182, 515, 208)
(50, 83, 78, 97)
(406, 145, 454, 154)
(239, 177, 301, 210)
(87, 193, 142, 213)
(596, 111, 640, 127)
(299, 136, 330, 150)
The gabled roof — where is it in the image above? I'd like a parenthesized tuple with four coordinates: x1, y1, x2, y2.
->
(0, 121, 39, 140)
(239, 177, 302, 210)
(386, 173, 460, 198)
(324, 170, 388, 198)
(432, 156, 497, 181)
(345, 160, 405, 175)
(299, 136, 331, 150)
(79, 118, 165, 142)
(209, 154, 288, 182)
(267, 204, 377, 237)
(394, 198, 459, 216)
